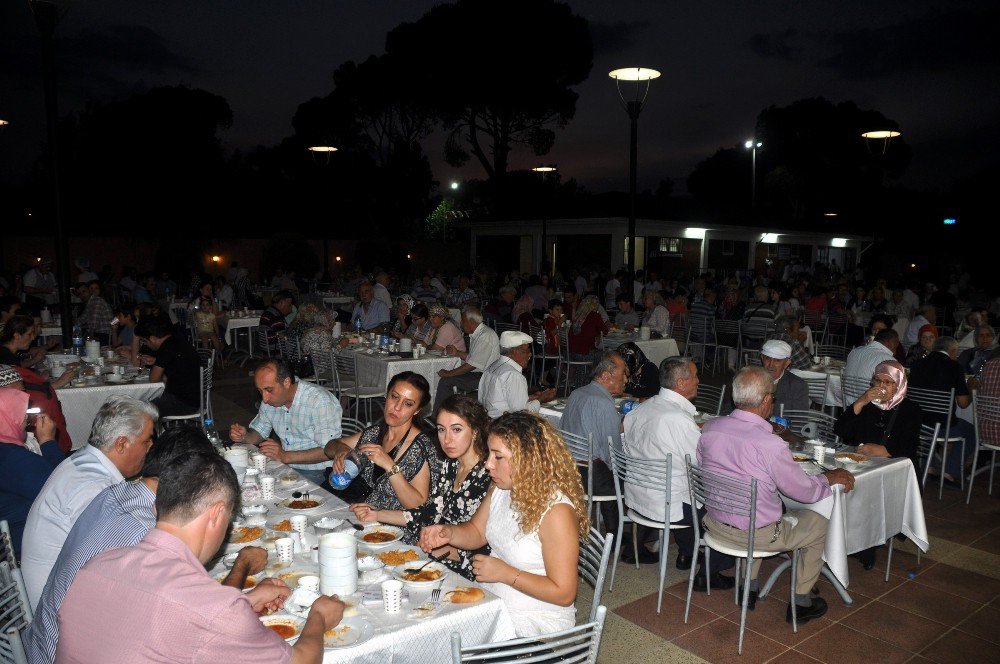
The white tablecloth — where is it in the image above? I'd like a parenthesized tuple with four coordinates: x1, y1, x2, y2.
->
(791, 367, 844, 408)
(56, 381, 165, 450)
(209, 451, 517, 663)
(323, 296, 355, 310)
(781, 456, 928, 588)
(350, 350, 461, 405)
(39, 325, 62, 342)
(600, 335, 680, 367)
(225, 316, 261, 345)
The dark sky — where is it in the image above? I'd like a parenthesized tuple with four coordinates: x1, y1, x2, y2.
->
(2, 0, 998, 195)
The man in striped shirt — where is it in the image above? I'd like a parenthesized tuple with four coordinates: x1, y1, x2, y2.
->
(24, 428, 270, 664)
(844, 328, 899, 386)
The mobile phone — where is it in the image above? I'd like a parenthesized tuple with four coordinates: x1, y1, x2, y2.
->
(26, 406, 41, 431)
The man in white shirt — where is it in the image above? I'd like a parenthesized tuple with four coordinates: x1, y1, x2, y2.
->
(21, 396, 158, 608)
(351, 282, 390, 332)
(605, 270, 623, 309)
(624, 357, 735, 589)
(478, 331, 556, 418)
(23, 259, 59, 305)
(904, 305, 936, 347)
(434, 306, 500, 412)
(844, 328, 899, 390)
(373, 272, 393, 310)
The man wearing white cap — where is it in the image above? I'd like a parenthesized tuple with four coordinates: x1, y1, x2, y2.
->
(477, 331, 557, 418)
(761, 339, 810, 414)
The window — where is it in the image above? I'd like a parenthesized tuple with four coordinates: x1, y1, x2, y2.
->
(658, 237, 682, 255)
(722, 240, 735, 256)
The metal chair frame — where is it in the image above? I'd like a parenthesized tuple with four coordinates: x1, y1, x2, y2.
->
(712, 320, 742, 376)
(967, 393, 1000, 504)
(778, 408, 841, 447)
(578, 529, 613, 624)
(0, 560, 31, 664)
(557, 328, 594, 397)
(907, 386, 965, 498)
(450, 605, 606, 664)
(529, 323, 561, 387)
(693, 384, 726, 416)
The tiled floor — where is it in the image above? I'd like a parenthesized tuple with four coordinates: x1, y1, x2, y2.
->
(210, 362, 1000, 663)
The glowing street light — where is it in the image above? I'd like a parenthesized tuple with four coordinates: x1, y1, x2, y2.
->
(532, 165, 558, 276)
(861, 129, 901, 155)
(450, 181, 459, 190)
(745, 139, 762, 211)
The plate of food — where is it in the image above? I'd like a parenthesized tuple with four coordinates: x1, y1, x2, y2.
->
(260, 614, 306, 642)
(792, 453, 811, 462)
(228, 525, 264, 545)
(324, 616, 375, 649)
(354, 525, 404, 549)
(834, 452, 869, 464)
(393, 561, 447, 588)
(279, 496, 326, 511)
(372, 545, 425, 567)
(214, 571, 259, 590)
(267, 517, 296, 534)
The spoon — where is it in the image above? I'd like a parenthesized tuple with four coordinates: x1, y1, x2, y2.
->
(404, 552, 445, 574)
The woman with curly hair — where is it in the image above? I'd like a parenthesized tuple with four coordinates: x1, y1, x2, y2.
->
(351, 394, 492, 580)
(419, 411, 589, 637)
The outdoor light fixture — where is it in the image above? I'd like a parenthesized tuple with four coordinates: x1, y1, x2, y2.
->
(307, 145, 338, 152)
(910, 263, 917, 269)
(531, 165, 557, 173)
(745, 139, 763, 210)
(211, 255, 221, 263)
(335, 256, 342, 262)
(450, 181, 459, 190)
(823, 212, 838, 217)
(609, 66, 661, 296)
(36, 256, 42, 263)
(862, 129, 901, 155)
(761, 233, 779, 244)
(532, 165, 558, 277)
(0, 119, 8, 127)
(406, 254, 412, 259)
(831, 238, 847, 248)
(683, 228, 706, 239)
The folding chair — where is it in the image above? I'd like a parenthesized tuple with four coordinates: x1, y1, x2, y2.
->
(907, 387, 965, 498)
(712, 320, 742, 374)
(802, 310, 827, 346)
(779, 408, 840, 447)
(684, 315, 715, 369)
(451, 606, 606, 664)
(557, 328, 594, 396)
(578, 529, 613, 623)
(967, 393, 1000, 504)
(529, 323, 560, 387)
(799, 374, 832, 414)
(693, 384, 726, 416)
(333, 352, 384, 421)
(0, 560, 31, 664)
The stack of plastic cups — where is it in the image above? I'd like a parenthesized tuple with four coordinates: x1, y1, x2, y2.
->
(318, 532, 358, 596)
(223, 448, 249, 485)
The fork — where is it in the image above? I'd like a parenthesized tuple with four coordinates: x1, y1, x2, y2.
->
(430, 588, 442, 602)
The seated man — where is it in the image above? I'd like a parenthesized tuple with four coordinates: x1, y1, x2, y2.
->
(135, 317, 202, 417)
(478, 331, 556, 418)
(698, 366, 855, 620)
(258, 289, 295, 353)
(411, 273, 440, 305)
(624, 356, 734, 586)
(76, 280, 114, 346)
(561, 351, 627, 549)
(57, 451, 344, 663)
(111, 305, 137, 352)
(230, 358, 341, 486)
(773, 315, 812, 370)
(958, 324, 996, 378)
(844, 328, 899, 386)
(762, 340, 810, 415)
(903, 304, 936, 347)
(613, 293, 640, 330)
(350, 282, 390, 333)
(484, 286, 516, 325)
(434, 306, 500, 413)
(25, 428, 269, 664)
(742, 286, 777, 348)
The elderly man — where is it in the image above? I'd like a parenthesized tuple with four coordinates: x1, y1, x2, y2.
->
(433, 306, 500, 412)
(761, 339, 810, 415)
(25, 429, 269, 664)
(75, 279, 114, 345)
(624, 356, 735, 585)
(904, 304, 936, 347)
(451, 274, 479, 308)
(614, 293, 640, 329)
(135, 317, 202, 417)
(412, 273, 440, 304)
(561, 351, 628, 550)
(485, 285, 517, 324)
(773, 315, 812, 370)
(958, 324, 996, 378)
(845, 328, 900, 386)
(351, 282, 390, 333)
(21, 396, 157, 608)
(372, 272, 393, 310)
(230, 358, 341, 486)
(478, 331, 557, 418)
(698, 366, 855, 620)
(57, 451, 344, 663)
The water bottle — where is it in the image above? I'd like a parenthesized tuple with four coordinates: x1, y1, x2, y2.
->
(620, 400, 638, 415)
(328, 450, 361, 490)
(354, 316, 363, 335)
(204, 419, 222, 450)
(71, 324, 84, 356)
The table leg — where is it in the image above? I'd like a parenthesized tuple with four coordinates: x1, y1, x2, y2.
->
(759, 561, 853, 606)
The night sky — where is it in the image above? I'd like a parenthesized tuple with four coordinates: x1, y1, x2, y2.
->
(2, 0, 998, 196)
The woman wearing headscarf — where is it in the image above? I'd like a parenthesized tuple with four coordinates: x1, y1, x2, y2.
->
(834, 359, 922, 569)
(905, 324, 938, 367)
(511, 294, 535, 333)
(616, 342, 659, 399)
(389, 295, 415, 339)
(426, 304, 466, 353)
(567, 295, 609, 360)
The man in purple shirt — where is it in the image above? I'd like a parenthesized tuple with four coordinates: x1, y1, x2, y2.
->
(58, 452, 345, 664)
(697, 366, 855, 624)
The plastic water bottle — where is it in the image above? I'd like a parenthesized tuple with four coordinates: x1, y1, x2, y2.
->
(71, 324, 84, 356)
(620, 400, 637, 415)
(204, 419, 222, 450)
(328, 451, 361, 490)
(354, 316, 363, 335)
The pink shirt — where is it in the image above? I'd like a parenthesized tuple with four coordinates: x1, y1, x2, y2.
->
(696, 409, 831, 530)
(57, 529, 291, 664)
(429, 320, 466, 352)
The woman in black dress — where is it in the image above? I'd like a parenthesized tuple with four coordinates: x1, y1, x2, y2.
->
(616, 342, 660, 399)
(351, 394, 492, 580)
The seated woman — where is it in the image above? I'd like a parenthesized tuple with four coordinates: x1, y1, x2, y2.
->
(834, 359, 921, 569)
(511, 294, 536, 333)
(325, 372, 440, 509)
(388, 295, 415, 339)
(616, 342, 659, 399)
(351, 394, 492, 580)
(0, 314, 50, 372)
(403, 303, 433, 344)
(641, 290, 671, 337)
(419, 411, 589, 637)
(542, 299, 565, 354)
(905, 324, 937, 367)
(0, 364, 73, 453)
(0, 388, 63, 558)
(568, 295, 609, 361)
(426, 304, 466, 353)
(295, 303, 339, 363)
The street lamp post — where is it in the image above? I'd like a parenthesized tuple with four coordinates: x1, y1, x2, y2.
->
(531, 165, 557, 277)
(609, 67, 660, 298)
(745, 139, 762, 212)
(307, 145, 338, 284)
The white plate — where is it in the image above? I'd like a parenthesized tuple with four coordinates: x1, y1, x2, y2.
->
(354, 525, 404, 550)
(279, 496, 327, 511)
(368, 544, 427, 567)
(227, 525, 265, 547)
(272, 566, 315, 588)
(324, 616, 375, 649)
(260, 614, 306, 642)
(833, 453, 869, 465)
(392, 561, 447, 588)
(214, 571, 259, 591)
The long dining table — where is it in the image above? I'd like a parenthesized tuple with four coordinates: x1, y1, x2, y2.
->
(56, 379, 165, 449)
(210, 447, 517, 663)
(342, 347, 461, 405)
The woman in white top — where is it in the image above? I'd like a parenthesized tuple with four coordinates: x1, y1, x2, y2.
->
(419, 411, 589, 637)
(641, 290, 671, 337)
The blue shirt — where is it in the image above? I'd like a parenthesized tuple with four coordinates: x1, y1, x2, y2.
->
(250, 379, 342, 471)
(24, 480, 156, 664)
(351, 299, 390, 331)
(0, 440, 63, 559)
(560, 381, 620, 464)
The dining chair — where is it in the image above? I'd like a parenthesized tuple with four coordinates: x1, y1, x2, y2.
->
(528, 323, 560, 387)
(557, 328, 594, 396)
(277, 334, 302, 363)
(799, 374, 832, 413)
(685, 456, 799, 654)
(0, 520, 17, 570)
(158, 358, 213, 433)
(778, 408, 840, 447)
(684, 315, 715, 370)
(916, 422, 943, 493)
(742, 348, 762, 368)
(608, 446, 688, 613)
(967, 393, 1000, 504)
(814, 345, 847, 361)
(253, 326, 275, 359)
(840, 375, 870, 407)
(824, 313, 849, 347)
(0, 561, 31, 664)
(712, 320, 742, 375)
(450, 605, 606, 664)
(578, 529, 613, 624)
(340, 417, 367, 437)
(907, 386, 964, 498)
(693, 383, 726, 416)
(332, 352, 384, 421)
(494, 322, 520, 334)
(802, 310, 827, 346)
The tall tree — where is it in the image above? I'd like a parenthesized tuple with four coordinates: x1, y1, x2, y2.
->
(385, 0, 593, 180)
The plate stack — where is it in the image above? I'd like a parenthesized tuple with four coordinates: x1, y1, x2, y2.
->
(318, 532, 357, 596)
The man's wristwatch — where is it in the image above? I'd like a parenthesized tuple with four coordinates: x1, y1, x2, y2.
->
(386, 464, 402, 478)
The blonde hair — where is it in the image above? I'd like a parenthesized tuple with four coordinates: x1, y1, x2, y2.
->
(486, 412, 590, 539)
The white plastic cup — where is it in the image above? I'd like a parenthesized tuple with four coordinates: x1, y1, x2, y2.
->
(381, 579, 403, 614)
(813, 445, 826, 464)
(275, 537, 295, 562)
(251, 454, 268, 473)
(298, 575, 320, 592)
(412, 348, 420, 359)
(260, 476, 275, 500)
(243, 468, 260, 488)
(224, 447, 250, 466)
(290, 515, 308, 535)
(639, 326, 651, 341)
(229, 462, 247, 486)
